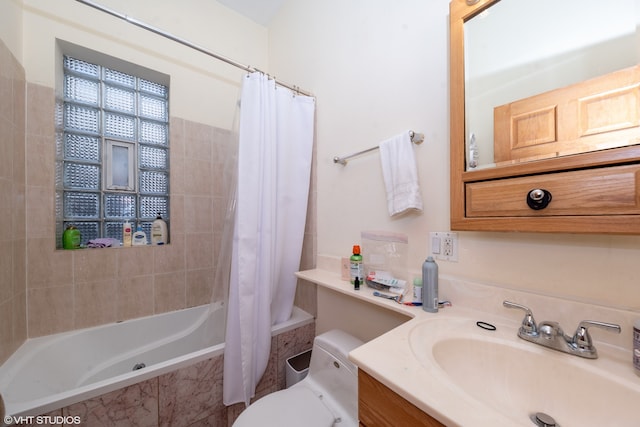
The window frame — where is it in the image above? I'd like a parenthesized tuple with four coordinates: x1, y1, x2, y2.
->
(105, 139, 136, 192)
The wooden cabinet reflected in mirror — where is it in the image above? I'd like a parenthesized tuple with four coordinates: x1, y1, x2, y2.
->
(494, 65, 640, 166)
(450, 0, 640, 234)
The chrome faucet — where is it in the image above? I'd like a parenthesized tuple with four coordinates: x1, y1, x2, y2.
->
(503, 301, 621, 359)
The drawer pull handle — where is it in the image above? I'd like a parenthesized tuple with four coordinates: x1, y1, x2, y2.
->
(527, 188, 552, 210)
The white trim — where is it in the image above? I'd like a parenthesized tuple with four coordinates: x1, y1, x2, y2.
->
(105, 139, 136, 191)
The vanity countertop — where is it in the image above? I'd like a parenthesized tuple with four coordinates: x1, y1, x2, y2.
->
(296, 268, 639, 427)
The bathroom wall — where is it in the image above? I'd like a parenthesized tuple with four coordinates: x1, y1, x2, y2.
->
(0, 37, 27, 364)
(21, 0, 268, 127)
(269, 0, 640, 315)
(0, 0, 318, 366)
(0, 0, 22, 59)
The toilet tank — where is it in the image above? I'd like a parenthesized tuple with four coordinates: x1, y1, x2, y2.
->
(303, 330, 364, 423)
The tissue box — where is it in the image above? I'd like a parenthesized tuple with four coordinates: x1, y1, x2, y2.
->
(360, 231, 408, 279)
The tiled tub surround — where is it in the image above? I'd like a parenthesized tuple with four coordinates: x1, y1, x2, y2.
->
(1, 79, 317, 363)
(1, 305, 315, 427)
(26, 83, 238, 338)
(0, 35, 27, 365)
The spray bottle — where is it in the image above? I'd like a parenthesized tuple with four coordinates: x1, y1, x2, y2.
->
(350, 245, 363, 288)
(422, 256, 439, 313)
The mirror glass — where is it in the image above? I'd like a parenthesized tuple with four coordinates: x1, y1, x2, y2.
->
(464, 0, 640, 170)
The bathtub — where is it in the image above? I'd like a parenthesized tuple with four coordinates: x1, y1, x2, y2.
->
(0, 304, 314, 420)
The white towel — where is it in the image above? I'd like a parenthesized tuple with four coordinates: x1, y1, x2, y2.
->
(379, 131, 423, 217)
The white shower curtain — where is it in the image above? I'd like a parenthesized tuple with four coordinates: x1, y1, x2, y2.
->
(223, 72, 315, 406)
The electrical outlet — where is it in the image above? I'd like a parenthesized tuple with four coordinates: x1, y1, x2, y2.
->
(429, 232, 458, 262)
(443, 236, 455, 257)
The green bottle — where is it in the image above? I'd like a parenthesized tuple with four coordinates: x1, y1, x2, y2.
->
(350, 245, 363, 287)
(62, 226, 81, 249)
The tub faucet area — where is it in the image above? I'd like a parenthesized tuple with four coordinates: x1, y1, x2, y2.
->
(503, 301, 621, 359)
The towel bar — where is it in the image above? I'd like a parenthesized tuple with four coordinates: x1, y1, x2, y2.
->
(333, 130, 424, 165)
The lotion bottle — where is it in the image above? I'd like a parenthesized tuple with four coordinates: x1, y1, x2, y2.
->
(151, 213, 168, 245)
(422, 256, 439, 313)
(132, 225, 148, 246)
(123, 220, 132, 247)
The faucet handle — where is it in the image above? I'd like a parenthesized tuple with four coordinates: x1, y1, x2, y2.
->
(503, 301, 538, 337)
(572, 320, 621, 351)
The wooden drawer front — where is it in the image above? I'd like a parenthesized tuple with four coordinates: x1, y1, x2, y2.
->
(358, 370, 445, 427)
(466, 164, 640, 217)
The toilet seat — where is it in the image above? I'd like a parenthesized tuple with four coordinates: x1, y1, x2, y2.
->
(233, 386, 337, 427)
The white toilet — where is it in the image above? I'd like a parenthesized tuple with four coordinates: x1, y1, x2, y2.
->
(233, 329, 364, 427)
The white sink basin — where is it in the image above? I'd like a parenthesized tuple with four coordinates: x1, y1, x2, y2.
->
(409, 317, 640, 426)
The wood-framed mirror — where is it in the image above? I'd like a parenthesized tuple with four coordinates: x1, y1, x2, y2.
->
(450, 0, 640, 234)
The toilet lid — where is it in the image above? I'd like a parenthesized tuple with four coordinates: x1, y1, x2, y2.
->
(233, 386, 336, 427)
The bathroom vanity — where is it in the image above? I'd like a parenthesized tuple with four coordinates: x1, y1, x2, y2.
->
(296, 266, 640, 426)
(358, 369, 443, 427)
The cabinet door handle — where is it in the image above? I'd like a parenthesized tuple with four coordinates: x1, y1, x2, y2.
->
(526, 188, 552, 210)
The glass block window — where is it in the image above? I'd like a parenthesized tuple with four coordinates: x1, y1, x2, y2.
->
(57, 55, 169, 247)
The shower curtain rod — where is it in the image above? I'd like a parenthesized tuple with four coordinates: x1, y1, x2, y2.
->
(74, 0, 313, 97)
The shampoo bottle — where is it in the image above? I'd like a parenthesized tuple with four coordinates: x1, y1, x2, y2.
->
(350, 245, 363, 286)
(132, 225, 148, 246)
(123, 221, 132, 247)
(151, 213, 168, 245)
(422, 256, 439, 313)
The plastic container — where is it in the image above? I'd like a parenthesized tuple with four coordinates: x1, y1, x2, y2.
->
(412, 277, 423, 303)
(361, 230, 408, 279)
(422, 256, 439, 313)
(123, 221, 132, 247)
(62, 226, 81, 249)
(151, 213, 168, 245)
(350, 245, 363, 286)
(286, 349, 312, 388)
(634, 319, 640, 377)
(132, 225, 147, 246)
